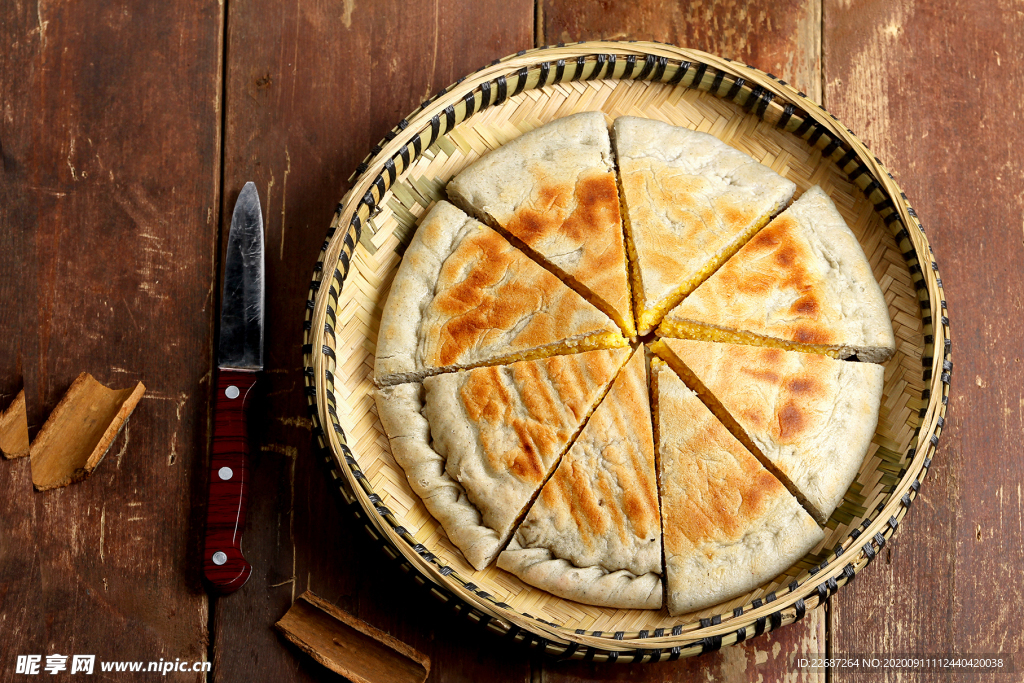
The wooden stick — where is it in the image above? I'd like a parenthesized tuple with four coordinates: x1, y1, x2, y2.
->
(0, 389, 29, 459)
(275, 591, 430, 683)
(30, 373, 146, 491)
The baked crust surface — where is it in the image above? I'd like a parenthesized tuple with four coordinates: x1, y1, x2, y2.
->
(654, 360, 824, 615)
(657, 338, 884, 524)
(497, 349, 662, 609)
(374, 200, 623, 386)
(377, 348, 628, 570)
(613, 116, 796, 334)
(448, 112, 634, 335)
(661, 186, 896, 362)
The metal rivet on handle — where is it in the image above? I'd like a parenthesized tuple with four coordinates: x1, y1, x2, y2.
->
(225, 386, 240, 399)
(212, 551, 227, 566)
(218, 467, 233, 481)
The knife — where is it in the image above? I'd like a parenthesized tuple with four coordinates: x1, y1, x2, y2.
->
(203, 182, 265, 594)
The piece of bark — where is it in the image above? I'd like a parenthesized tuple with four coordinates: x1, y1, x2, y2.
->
(275, 591, 430, 683)
(30, 373, 146, 491)
(0, 389, 29, 459)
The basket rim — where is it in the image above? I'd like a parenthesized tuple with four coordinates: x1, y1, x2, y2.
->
(302, 41, 951, 660)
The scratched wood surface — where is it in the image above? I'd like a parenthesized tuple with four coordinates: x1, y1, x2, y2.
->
(539, 0, 822, 101)
(824, 1, 1024, 680)
(4, 0, 999, 681)
(0, 0, 222, 678)
(212, 0, 535, 681)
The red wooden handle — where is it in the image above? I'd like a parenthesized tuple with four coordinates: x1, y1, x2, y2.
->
(203, 369, 257, 593)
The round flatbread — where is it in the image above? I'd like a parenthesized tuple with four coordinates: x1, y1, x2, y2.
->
(373, 115, 894, 615)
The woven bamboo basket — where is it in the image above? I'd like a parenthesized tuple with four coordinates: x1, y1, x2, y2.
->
(303, 42, 951, 661)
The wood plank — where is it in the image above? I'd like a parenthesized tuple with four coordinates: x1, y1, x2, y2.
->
(0, 0, 38, 442)
(0, 0, 222, 675)
(214, 0, 534, 680)
(540, 0, 822, 101)
(535, 2, 825, 679)
(824, 0, 1024, 678)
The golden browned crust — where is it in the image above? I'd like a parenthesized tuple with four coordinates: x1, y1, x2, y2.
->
(497, 349, 662, 609)
(612, 116, 796, 334)
(421, 347, 630, 569)
(374, 201, 623, 385)
(447, 113, 634, 335)
(661, 186, 896, 362)
(653, 361, 823, 615)
(505, 172, 632, 333)
(656, 339, 884, 524)
(426, 225, 612, 366)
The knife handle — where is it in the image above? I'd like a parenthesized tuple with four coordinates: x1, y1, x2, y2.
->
(203, 369, 257, 594)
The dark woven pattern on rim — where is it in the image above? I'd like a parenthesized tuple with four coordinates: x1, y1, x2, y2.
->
(301, 42, 951, 661)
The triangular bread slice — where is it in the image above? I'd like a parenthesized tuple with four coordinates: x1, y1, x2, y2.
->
(447, 113, 635, 335)
(659, 186, 896, 363)
(653, 359, 823, 615)
(652, 339, 883, 524)
(613, 116, 796, 334)
(375, 347, 630, 570)
(497, 348, 661, 609)
(374, 201, 627, 386)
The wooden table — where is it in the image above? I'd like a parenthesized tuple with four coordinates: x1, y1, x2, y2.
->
(2, 1, 1020, 680)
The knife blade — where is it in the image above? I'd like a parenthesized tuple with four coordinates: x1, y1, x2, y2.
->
(203, 181, 264, 594)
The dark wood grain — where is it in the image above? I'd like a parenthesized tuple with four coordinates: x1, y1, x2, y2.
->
(824, 1, 1024, 679)
(213, 0, 534, 681)
(540, 0, 822, 100)
(0, 0, 40, 443)
(204, 370, 259, 593)
(0, 0, 222, 675)
(8, 0, 1015, 680)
